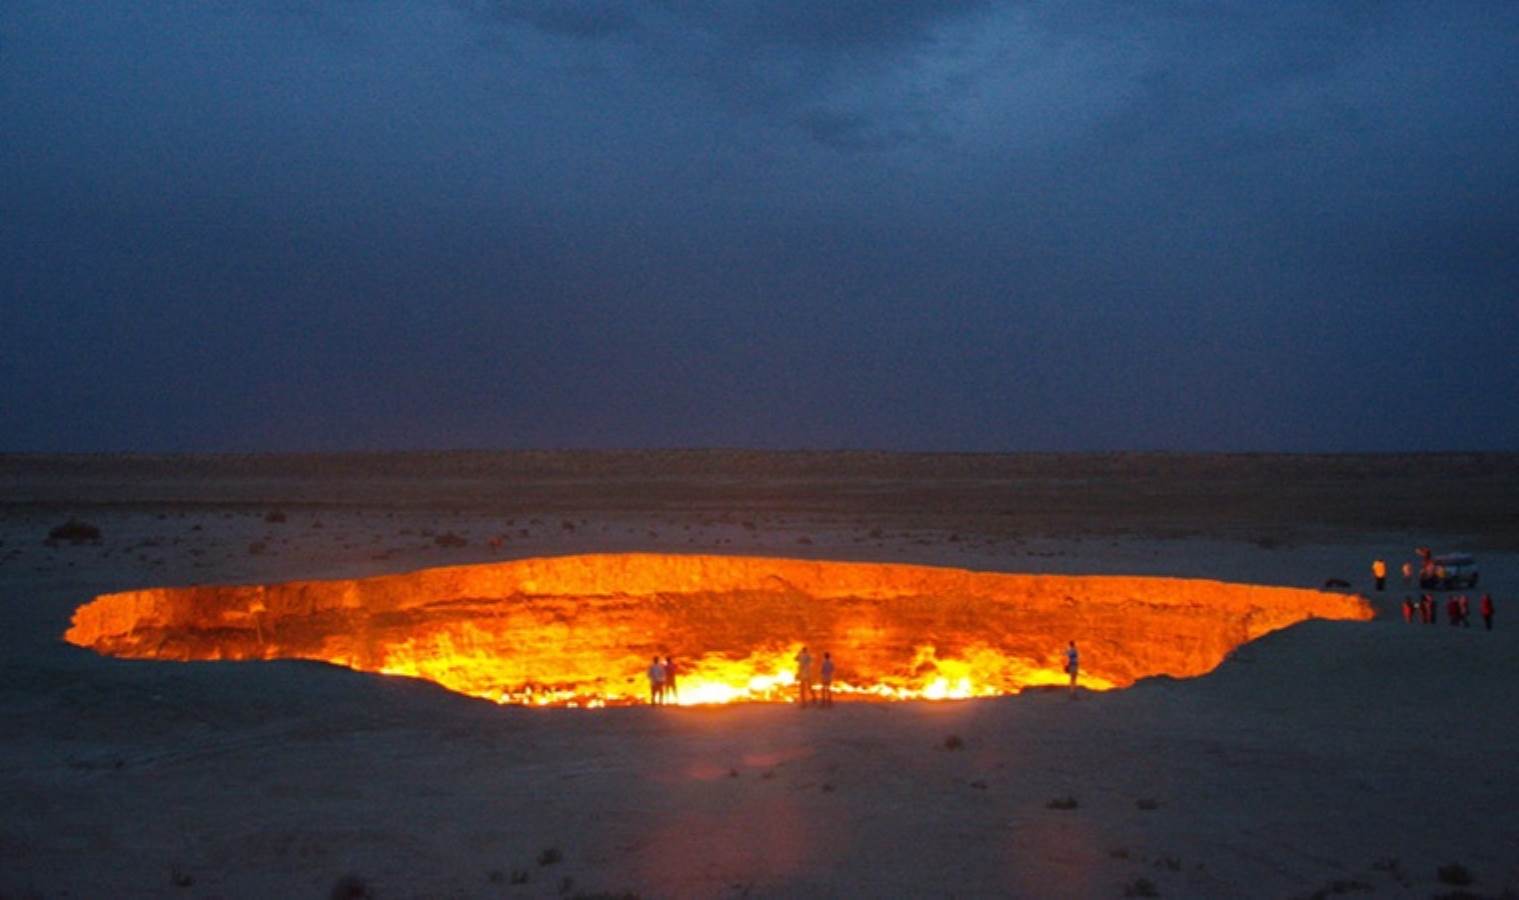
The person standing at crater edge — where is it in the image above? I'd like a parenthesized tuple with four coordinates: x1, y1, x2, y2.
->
(647, 656, 666, 706)
(819, 651, 835, 708)
(663, 656, 679, 704)
(795, 646, 814, 707)
(1064, 641, 1079, 695)
(1372, 558, 1387, 592)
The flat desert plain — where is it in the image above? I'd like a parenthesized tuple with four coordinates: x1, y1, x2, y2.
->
(2, 452, 1517, 899)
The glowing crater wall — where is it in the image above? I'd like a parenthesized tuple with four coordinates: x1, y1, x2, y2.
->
(65, 554, 1373, 706)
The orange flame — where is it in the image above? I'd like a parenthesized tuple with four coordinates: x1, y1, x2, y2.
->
(64, 554, 1371, 706)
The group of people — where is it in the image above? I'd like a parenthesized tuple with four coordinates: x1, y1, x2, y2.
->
(1372, 557, 1436, 591)
(645, 655, 680, 705)
(643, 648, 842, 706)
(1401, 593, 1495, 630)
(1375, 550, 1478, 592)
(644, 641, 1084, 706)
(793, 647, 836, 707)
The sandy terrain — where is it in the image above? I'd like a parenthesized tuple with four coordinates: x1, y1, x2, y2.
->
(2, 451, 1516, 898)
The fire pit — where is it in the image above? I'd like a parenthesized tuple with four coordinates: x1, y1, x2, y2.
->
(65, 554, 1372, 706)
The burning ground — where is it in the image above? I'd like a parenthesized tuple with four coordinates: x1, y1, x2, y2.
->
(66, 554, 1370, 706)
(2, 452, 1517, 897)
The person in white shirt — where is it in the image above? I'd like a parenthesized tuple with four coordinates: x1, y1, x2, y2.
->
(647, 656, 666, 706)
(795, 647, 814, 707)
(819, 651, 835, 708)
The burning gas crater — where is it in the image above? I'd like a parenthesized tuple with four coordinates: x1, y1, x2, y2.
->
(66, 554, 1371, 707)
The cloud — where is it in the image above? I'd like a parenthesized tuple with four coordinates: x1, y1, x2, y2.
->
(466, 0, 639, 38)
(455, 0, 996, 151)
(794, 107, 904, 152)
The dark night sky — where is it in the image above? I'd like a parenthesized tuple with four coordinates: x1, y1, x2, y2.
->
(4, 2, 1516, 452)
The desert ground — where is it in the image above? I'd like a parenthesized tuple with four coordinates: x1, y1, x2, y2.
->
(2, 451, 1517, 899)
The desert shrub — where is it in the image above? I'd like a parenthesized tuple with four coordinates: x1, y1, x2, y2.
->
(434, 532, 467, 548)
(48, 519, 101, 544)
(1306, 878, 1372, 898)
(1370, 857, 1413, 887)
(247, 541, 268, 555)
(1123, 876, 1159, 897)
(330, 874, 374, 899)
(943, 735, 964, 750)
(1046, 795, 1079, 810)
(1437, 864, 1473, 886)
(538, 847, 563, 866)
(510, 869, 530, 884)
(264, 510, 287, 523)
(1136, 797, 1160, 811)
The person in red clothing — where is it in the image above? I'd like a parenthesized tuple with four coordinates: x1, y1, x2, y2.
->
(1481, 594, 1495, 631)
(1402, 596, 1415, 623)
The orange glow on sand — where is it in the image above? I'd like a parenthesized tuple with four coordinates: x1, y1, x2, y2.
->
(64, 554, 1372, 706)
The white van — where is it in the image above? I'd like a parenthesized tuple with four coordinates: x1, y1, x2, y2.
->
(1425, 553, 1479, 590)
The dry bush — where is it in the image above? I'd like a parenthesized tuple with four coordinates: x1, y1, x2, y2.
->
(47, 519, 101, 544)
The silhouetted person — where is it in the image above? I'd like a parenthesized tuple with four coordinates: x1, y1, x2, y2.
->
(1421, 593, 1435, 625)
(1458, 594, 1471, 628)
(819, 652, 835, 708)
(1402, 596, 1415, 623)
(647, 656, 665, 705)
(1372, 559, 1387, 592)
(1481, 594, 1494, 630)
(1446, 596, 1460, 626)
(1064, 641, 1079, 695)
(1401, 560, 1413, 586)
(663, 656, 679, 704)
(795, 646, 814, 707)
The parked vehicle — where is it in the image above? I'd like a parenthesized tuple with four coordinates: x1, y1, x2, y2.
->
(1421, 553, 1479, 590)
